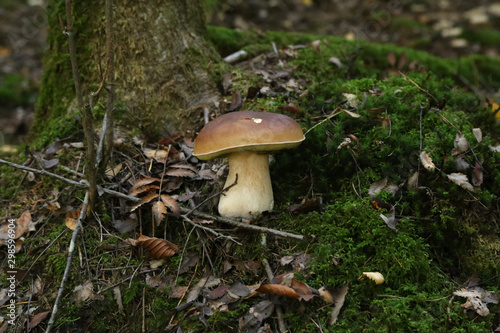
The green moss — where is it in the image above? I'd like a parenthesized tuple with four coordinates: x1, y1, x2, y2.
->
(461, 29, 500, 48)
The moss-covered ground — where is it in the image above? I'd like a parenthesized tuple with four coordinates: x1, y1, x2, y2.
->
(1, 25, 499, 332)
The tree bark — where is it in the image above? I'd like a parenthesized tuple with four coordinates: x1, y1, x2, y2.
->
(34, 0, 220, 143)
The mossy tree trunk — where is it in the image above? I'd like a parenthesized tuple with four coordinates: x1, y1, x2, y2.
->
(34, 0, 221, 144)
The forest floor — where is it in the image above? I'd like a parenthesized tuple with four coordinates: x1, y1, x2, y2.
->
(1, 1, 500, 332)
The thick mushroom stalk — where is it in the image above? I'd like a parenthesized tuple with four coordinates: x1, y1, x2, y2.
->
(218, 151, 273, 219)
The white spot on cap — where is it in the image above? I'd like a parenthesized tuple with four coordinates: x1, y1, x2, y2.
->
(252, 118, 263, 123)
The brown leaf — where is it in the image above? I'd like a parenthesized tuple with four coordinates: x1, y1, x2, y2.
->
(290, 279, 315, 301)
(105, 163, 123, 179)
(420, 151, 436, 171)
(130, 193, 158, 212)
(166, 168, 197, 178)
(161, 177, 183, 192)
(65, 210, 81, 231)
(129, 177, 160, 193)
(131, 234, 179, 259)
(160, 194, 180, 217)
(152, 201, 167, 225)
(331, 283, 349, 325)
(129, 184, 160, 197)
(256, 284, 299, 299)
(28, 311, 50, 330)
(15, 210, 32, 239)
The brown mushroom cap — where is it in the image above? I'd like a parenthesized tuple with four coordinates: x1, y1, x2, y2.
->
(193, 111, 305, 160)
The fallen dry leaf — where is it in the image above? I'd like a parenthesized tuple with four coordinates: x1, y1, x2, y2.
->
(454, 286, 499, 316)
(447, 173, 474, 191)
(15, 210, 32, 239)
(331, 283, 349, 325)
(358, 272, 385, 285)
(105, 163, 123, 179)
(152, 201, 167, 225)
(28, 311, 50, 330)
(420, 151, 436, 171)
(65, 210, 81, 230)
(472, 128, 482, 143)
(160, 194, 180, 217)
(256, 284, 299, 299)
(452, 133, 469, 155)
(130, 193, 158, 212)
(239, 300, 274, 332)
(129, 177, 160, 194)
(128, 234, 179, 259)
(72, 281, 104, 304)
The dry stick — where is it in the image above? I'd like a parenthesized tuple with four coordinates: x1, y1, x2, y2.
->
(262, 257, 287, 332)
(0, 158, 305, 240)
(46, 192, 89, 333)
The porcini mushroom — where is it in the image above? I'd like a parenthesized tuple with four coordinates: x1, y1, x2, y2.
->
(193, 111, 305, 219)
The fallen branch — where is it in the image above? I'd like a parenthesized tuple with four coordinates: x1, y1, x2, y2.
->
(46, 191, 89, 333)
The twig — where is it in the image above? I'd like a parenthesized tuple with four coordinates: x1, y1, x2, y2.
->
(184, 173, 238, 217)
(262, 250, 287, 332)
(181, 207, 305, 241)
(304, 106, 343, 136)
(399, 71, 439, 106)
(46, 191, 89, 333)
(180, 215, 242, 245)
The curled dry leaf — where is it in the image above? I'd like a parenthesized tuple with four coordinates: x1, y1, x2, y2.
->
(256, 284, 299, 299)
(447, 173, 474, 191)
(359, 272, 385, 285)
(420, 151, 435, 171)
(129, 234, 179, 259)
(330, 283, 349, 325)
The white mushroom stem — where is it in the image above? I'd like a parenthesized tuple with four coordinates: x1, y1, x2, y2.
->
(218, 151, 274, 219)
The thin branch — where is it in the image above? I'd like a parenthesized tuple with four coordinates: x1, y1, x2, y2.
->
(46, 191, 89, 333)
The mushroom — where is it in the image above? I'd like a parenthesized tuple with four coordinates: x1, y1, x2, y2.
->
(193, 111, 305, 219)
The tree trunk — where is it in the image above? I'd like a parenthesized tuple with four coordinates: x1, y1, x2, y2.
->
(34, 0, 220, 143)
